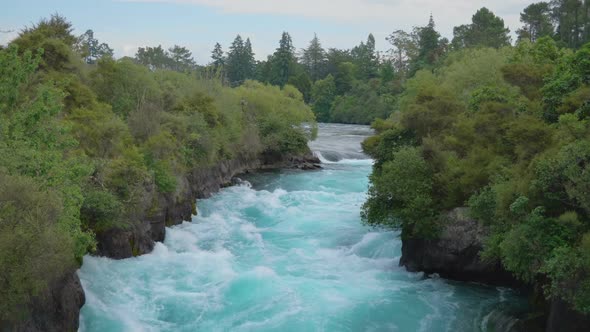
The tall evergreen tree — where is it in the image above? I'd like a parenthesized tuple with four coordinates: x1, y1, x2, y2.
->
(551, 0, 590, 48)
(270, 32, 296, 87)
(168, 45, 195, 72)
(352, 34, 379, 80)
(211, 42, 225, 68)
(517, 2, 554, 42)
(301, 34, 327, 81)
(452, 7, 511, 48)
(413, 15, 442, 72)
(226, 35, 245, 85)
(243, 38, 256, 80)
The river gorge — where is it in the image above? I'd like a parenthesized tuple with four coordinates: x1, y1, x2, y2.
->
(78, 124, 526, 332)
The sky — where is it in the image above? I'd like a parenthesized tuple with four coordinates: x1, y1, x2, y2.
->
(0, 0, 533, 64)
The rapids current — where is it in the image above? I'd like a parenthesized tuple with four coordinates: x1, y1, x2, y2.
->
(78, 124, 526, 332)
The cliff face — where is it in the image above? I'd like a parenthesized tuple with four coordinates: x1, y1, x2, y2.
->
(546, 298, 590, 332)
(94, 151, 320, 259)
(4, 270, 85, 332)
(400, 207, 590, 332)
(400, 208, 518, 287)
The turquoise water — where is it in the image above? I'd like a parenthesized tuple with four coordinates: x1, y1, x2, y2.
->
(79, 124, 525, 332)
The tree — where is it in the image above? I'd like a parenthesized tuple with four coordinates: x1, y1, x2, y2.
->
(411, 15, 443, 73)
(452, 7, 512, 48)
(135, 45, 170, 70)
(288, 70, 312, 103)
(386, 29, 419, 77)
(352, 34, 379, 80)
(270, 32, 296, 87)
(311, 74, 337, 122)
(226, 35, 246, 85)
(325, 48, 354, 78)
(517, 2, 554, 42)
(551, 0, 590, 48)
(301, 34, 327, 81)
(334, 62, 356, 95)
(75, 29, 113, 64)
(12, 14, 77, 70)
(379, 59, 396, 83)
(211, 42, 225, 68)
(225, 35, 256, 85)
(243, 38, 256, 79)
(168, 45, 195, 72)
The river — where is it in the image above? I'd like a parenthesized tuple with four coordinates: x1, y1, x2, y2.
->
(79, 123, 525, 332)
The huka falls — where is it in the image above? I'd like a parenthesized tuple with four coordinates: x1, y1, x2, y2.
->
(78, 125, 527, 331)
(2, 2, 590, 331)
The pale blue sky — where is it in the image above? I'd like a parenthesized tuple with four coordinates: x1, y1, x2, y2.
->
(0, 0, 533, 64)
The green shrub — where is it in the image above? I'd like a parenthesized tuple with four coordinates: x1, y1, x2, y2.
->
(80, 189, 124, 232)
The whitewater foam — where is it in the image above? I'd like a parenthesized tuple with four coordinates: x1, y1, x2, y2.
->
(79, 124, 527, 332)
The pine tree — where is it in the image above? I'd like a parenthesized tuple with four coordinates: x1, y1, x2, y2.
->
(452, 7, 511, 49)
(552, 0, 590, 48)
(517, 2, 554, 42)
(243, 38, 256, 80)
(168, 45, 195, 72)
(410, 15, 443, 74)
(301, 34, 327, 81)
(226, 35, 245, 85)
(352, 34, 379, 80)
(270, 32, 296, 87)
(211, 42, 225, 68)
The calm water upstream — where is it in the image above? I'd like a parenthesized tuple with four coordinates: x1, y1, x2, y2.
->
(79, 123, 526, 332)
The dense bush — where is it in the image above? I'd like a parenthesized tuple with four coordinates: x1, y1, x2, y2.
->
(0, 16, 315, 323)
(363, 38, 590, 313)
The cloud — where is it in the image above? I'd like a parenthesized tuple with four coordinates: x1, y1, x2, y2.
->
(122, 0, 531, 36)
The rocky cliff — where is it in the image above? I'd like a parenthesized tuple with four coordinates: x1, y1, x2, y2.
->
(399, 207, 590, 332)
(400, 208, 518, 287)
(19, 150, 319, 332)
(95, 151, 320, 259)
(4, 270, 85, 332)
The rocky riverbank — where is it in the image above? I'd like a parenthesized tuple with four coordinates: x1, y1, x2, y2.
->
(10, 150, 319, 332)
(399, 207, 590, 332)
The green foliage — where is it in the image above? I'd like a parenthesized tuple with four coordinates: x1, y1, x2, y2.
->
(269, 32, 296, 87)
(330, 80, 394, 124)
(135, 44, 195, 72)
(362, 147, 436, 237)
(543, 234, 590, 314)
(226, 35, 256, 85)
(301, 34, 327, 81)
(364, 37, 590, 313)
(75, 29, 113, 64)
(80, 189, 124, 231)
(0, 46, 40, 111)
(151, 160, 177, 193)
(0, 16, 318, 323)
(0, 173, 75, 323)
(452, 7, 511, 49)
(236, 81, 316, 155)
(498, 207, 570, 282)
(311, 74, 336, 122)
(517, 2, 554, 43)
